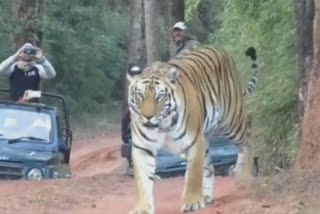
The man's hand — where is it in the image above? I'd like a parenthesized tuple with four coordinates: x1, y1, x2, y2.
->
(18, 96, 27, 103)
(35, 48, 45, 63)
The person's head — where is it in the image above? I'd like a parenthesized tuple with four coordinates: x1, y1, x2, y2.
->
(19, 43, 37, 62)
(17, 43, 37, 71)
(171, 21, 187, 45)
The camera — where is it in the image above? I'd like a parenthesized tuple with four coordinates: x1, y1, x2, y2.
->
(23, 48, 37, 56)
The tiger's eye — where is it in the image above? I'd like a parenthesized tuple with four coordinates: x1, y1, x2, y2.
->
(157, 93, 165, 100)
(137, 91, 143, 98)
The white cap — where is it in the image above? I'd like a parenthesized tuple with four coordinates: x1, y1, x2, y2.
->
(130, 66, 141, 72)
(130, 65, 141, 75)
(23, 43, 35, 49)
(172, 21, 187, 30)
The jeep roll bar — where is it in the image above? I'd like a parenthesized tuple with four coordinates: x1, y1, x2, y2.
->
(42, 92, 70, 130)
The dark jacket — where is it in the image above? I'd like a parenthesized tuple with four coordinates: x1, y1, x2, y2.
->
(9, 65, 40, 101)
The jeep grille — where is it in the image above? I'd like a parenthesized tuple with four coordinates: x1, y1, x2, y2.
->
(0, 162, 24, 180)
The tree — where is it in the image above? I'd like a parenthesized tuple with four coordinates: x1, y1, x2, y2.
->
(169, 0, 184, 26)
(168, 0, 184, 56)
(144, 0, 161, 64)
(294, 0, 320, 170)
(15, 0, 43, 49)
(294, 0, 314, 119)
(122, 0, 145, 114)
(127, 0, 145, 68)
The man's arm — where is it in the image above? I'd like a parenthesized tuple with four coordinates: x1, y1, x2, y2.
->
(37, 57, 56, 80)
(183, 39, 200, 51)
(175, 40, 200, 58)
(0, 43, 33, 76)
(0, 55, 17, 76)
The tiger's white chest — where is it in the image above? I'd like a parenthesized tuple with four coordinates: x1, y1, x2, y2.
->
(158, 117, 172, 130)
(158, 111, 178, 130)
(161, 135, 192, 155)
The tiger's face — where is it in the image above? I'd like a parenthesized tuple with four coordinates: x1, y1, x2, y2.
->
(127, 63, 179, 129)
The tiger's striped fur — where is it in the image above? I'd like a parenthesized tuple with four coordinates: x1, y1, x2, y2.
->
(127, 46, 258, 214)
(243, 47, 258, 96)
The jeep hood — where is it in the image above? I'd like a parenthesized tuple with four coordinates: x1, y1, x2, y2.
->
(0, 146, 56, 164)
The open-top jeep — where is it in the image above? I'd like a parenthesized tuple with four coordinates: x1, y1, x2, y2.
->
(0, 89, 72, 180)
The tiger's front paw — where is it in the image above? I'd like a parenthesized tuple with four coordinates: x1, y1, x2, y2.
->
(181, 195, 205, 212)
(129, 210, 153, 214)
(129, 205, 154, 214)
(203, 194, 214, 204)
(203, 177, 214, 204)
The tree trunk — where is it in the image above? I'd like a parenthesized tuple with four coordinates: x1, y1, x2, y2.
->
(15, 0, 43, 50)
(128, 0, 145, 67)
(294, 0, 314, 119)
(144, 0, 160, 64)
(168, 0, 184, 56)
(197, 0, 214, 41)
(294, 0, 314, 170)
(294, 0, 320, 171)
(122, 0, 145, 114)
(168, 0, 184, 31)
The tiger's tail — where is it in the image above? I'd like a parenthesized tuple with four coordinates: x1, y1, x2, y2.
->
(243, 47, 258, 96)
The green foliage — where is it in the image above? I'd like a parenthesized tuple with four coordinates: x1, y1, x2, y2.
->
(0, 1, 15, 87)
(186, 0, 225, 42)
(0, 1, 15, 55)
(42, 0, 128, 110)
(211, 0, 298, 174)
(185, 0, 200, 21)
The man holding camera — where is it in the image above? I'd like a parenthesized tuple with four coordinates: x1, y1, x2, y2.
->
(0, 43, 56, 102)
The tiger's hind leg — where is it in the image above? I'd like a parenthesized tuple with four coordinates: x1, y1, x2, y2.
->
(203, 148, 215, 204)
(234, 143, 254, 186)
(181, 134, 206, 212)
(220, 113, 254, 186)
(234, 115, 254, 186)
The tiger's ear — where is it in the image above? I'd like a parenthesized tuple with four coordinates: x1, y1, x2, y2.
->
(167, 66, 179, 84)
(127, 65, 142, 83)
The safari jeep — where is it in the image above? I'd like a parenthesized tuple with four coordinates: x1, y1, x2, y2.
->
(0, 89, 72, 180)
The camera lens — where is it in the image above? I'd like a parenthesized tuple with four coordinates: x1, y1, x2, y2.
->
(24, 48, 36, 55)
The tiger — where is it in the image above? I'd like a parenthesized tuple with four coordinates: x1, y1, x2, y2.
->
(127, 46, 258, 214)
(243, 47, 258, 96)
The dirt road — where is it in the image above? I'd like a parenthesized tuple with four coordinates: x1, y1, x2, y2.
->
(0, 133, 316, 214)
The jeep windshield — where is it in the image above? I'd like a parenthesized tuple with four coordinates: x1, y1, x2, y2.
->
(0, 108, 52, 143)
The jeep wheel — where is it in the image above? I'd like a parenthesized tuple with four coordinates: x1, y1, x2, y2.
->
(126, 161, 134, 177)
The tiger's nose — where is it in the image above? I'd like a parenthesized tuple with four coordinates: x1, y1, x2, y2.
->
(144, 115, 154, 120)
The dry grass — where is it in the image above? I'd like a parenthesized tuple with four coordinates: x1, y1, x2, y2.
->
(249, 170, 320, 214)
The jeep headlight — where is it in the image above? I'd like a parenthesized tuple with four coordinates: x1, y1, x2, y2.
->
(52, 170, 59, 178)
(27, 168, 43, 180)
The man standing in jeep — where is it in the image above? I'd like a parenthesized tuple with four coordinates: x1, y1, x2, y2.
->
(170, 21, 200, 58)
(0, 43, 56, 102)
